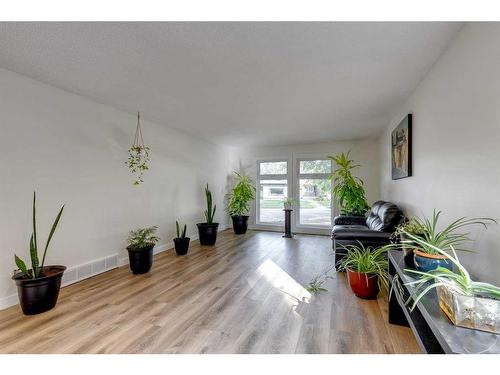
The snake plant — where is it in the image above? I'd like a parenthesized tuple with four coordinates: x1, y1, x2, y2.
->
(176, 221, 187, 239)
(204, 184, 216, 224)
(14, 192, 65, 279)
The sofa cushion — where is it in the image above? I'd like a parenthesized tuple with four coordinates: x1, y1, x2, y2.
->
(332, 225, 392, 240)
(366, 200, 403, 232)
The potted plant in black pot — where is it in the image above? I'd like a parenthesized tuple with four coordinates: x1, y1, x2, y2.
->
(126, 226, 160, 274)
(226, 171, 256, 235)
(173, 221, 190, 255)
(197, 184, 219, 246)
(329, 151, 370, 218)
(12, 192, 66, 315)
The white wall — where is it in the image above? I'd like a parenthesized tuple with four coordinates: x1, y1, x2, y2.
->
(0, 67, 232, 308)
(233, 139, 380, 234)
(379, 23, 500, 284)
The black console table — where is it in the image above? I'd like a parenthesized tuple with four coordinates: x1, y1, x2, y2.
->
(388, 250, 500, 354)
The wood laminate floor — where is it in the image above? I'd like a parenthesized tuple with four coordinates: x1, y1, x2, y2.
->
(0, 230, 419, 354)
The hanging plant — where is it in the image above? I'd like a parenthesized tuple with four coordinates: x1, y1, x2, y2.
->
(126, 112, 151, 185)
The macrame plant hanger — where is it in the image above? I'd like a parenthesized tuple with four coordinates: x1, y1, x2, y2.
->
(126, 111, 150, 185)
(133, 111, 145, 151)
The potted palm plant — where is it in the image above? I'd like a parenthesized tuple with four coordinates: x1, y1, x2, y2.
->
(401, 210, 496, 272)
(226, 171, 256, 234)
(126, 226, 160, 274)
(12, 192, 65, 315)
(328, 151, 370, 217)
(173, 221, 190, 255)
(197, 184, 219, 245)
(337, 243, 392, 299)
(396, 234, 500, 334)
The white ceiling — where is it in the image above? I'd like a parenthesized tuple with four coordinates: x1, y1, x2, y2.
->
(0, 22, 463, 147)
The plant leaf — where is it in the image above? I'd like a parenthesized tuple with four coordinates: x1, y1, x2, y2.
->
(40, 204, 65, 270)
(29, 234, 39, 279)
(14, 255, 28, 275)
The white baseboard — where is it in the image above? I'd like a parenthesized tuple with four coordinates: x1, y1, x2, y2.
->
(0, 225, 226, 311)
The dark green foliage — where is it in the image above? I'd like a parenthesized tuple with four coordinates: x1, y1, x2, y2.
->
(204, 184, 216, 224)
(328, 151, 369, 216)
(176, 221, 187, 239)
(14, 192, 65, 279)
(127, 226, 160, 249)
(226, 172, 256, 216)
(14, 255, 28, 276)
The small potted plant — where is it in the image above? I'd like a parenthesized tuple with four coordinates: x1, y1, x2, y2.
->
(337, 243, 392, 299)
(12, 192, 66, 315)
(197, 184, 219, 246)
(394, 217, 426, 268)
(283, 197, 295, 210)
(402, 210, 495, 272)
(173, 221, 190, 255)
(226, 171, 256, 234)
(329, 151, 370, 217)
(126, 226, 160, 274)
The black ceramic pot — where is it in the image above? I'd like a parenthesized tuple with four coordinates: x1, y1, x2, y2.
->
(127, 245, 154, 274)
(231, 215, 249, 235)
(12, 265, 66, 315)
(197, 222, 219, 246)
(174, 237, 190, 255)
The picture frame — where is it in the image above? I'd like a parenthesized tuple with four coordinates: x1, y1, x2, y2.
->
(391, 114, 412, 180)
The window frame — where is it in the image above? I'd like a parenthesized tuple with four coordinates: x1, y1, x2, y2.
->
(256, 158, 290, 226)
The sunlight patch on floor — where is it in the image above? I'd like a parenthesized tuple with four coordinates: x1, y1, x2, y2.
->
(255, 258, 311, 307)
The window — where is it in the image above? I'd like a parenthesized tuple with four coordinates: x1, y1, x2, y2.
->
(257, 160, 288, 224)
(297, 159, 332, 227)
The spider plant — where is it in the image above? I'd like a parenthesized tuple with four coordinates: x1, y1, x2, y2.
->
(401, 210, 496, 255)
(399, 232, 500, 310)
(337, 243, 396, 293)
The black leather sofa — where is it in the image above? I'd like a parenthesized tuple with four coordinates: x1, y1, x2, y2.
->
(331, 201, 404, 266)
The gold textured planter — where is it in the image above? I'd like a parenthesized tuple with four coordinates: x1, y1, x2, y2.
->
(438, 286, 500, 334)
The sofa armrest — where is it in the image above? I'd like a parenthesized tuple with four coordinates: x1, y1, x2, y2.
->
(333, 215, 367, 226)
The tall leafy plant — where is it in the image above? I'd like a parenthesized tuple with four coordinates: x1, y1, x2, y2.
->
(204, 184, 216, 224)
(329, 151, 369, 216)
(14, 192, 65, 279)
(226, 172, 256, 216)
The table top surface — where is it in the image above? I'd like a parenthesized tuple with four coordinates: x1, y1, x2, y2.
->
(389, 250, 500, 354)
